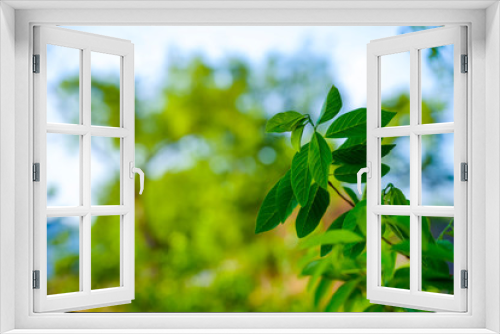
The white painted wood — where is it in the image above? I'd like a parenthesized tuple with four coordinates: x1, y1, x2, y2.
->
(0, 329, 498, 334)
(3, 0, 497, 10)
(33, 26, 135, 313)
(10, 6, 488, 332)
(46, 123, 130, 137)
(373, 205, 454, 217)
(366, 26, 468, 312)
(0, 2, 17, 333)
(485, 3, 500, 333)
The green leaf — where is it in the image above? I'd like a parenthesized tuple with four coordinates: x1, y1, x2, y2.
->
(266, 111, 306, 133)
(321, 211, 349, 256)
(381, 240, 397, 285)
(291, 123, 305, 151)
(391, 240, 410, 257)
(325, 108, 396, 138)
(332, 143, 395, 165)
(334, 164, 390, 183)
(343, 187, 359, 204)
(340, 136, 366, 148)
(325, 280, 359, 312)
(421, 216, 436, 246)
(343, 241, 365, 259)
(314, 278, 333, 308)
(317, 85, 342, 125)
(291, 144, 312, 206)
(342, 200, 367, 236)
(296, 184, 330, 238)
(424, 241, 454, 263)
(307, 258, 330, 291)
(308, 132, 332, 189)
(299, 230, 364, 249)
(255, 181, 281, 234)
(383, 186, 409, 205)
(276, 170, 298, 223)
(383, 215, 410, 240)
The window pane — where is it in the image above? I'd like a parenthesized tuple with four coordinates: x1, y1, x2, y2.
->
(421, 133, 454, 206)
(421, 216, 454, 295)
(47, 133, 80, 207)
(421, 45, 454, 124)
(91, 52, 121, 127)
(381, 136, 410, 205)
(381, 215, 410, 290)
(91, 137, 121, 206)
(91, 216, 121, 290)
(381, 52, 410, 127)
(47, 216, 80, 295)
(47, 44, 80, 124)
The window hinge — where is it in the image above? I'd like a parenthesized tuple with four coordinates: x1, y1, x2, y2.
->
(461, 54, 468, 73)
(461, 162, 468, 181)
(461, 270, 468, 289)
(33, 54, 40, 73)
(33, 163, 40, 182)
(33, 270, 40, 289)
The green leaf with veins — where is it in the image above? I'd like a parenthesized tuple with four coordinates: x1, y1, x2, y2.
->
(332, 143, 395, 165)
(308, 132, 332, 189)
(266, 111, 306, 133)
(276, 170, 298, 223)
(291, 143, 312, 206)
(325, 108, 396, 138)
(295, 183, 330, 238)
(255, 181, 281, 234)
(299, 230, 364, 249)
(317, 85, 342, 125)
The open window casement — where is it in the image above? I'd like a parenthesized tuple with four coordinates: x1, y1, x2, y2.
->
(33, 26, 142, 312)
(362, 26, 467, 312)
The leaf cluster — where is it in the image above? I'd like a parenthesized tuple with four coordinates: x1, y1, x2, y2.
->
(255, 84, 455, 311)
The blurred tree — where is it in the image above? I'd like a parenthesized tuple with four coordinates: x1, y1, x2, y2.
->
(50, 49, 343, 312)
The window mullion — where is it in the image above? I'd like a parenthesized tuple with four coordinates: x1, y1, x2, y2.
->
(82, 47, 92, 294)
(409, 47, 420, 294)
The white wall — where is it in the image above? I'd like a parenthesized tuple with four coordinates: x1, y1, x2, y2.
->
(0, 2, 16, 333)
(485, 2, 500, 333)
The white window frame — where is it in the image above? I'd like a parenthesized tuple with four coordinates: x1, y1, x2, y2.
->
(33, 26, 136, 312)
(0, 1, 499, 333)
(366, 26, 467, 312)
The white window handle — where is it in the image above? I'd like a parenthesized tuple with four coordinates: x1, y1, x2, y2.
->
(129, 161, 145, 195)
(357, 162, 371, 195)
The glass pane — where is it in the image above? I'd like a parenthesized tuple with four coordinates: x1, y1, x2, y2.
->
(47, 133, 80, 207)
(421, 216, 454, 295)
(91, 52, 121, 127)
(91, 137, 121, 206)
(381, 215, 410, 290)
(381, 136, 410, 205)
(47, 216, 80, 295)
(421, 45, 454, 124)
(47, 44, 80, 124)
(91, 216, 121, 290)
(421, 133, 454, 206)
(381, 52, 410, 127)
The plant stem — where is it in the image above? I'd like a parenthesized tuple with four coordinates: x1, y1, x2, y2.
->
(328, 181, 355, 208)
